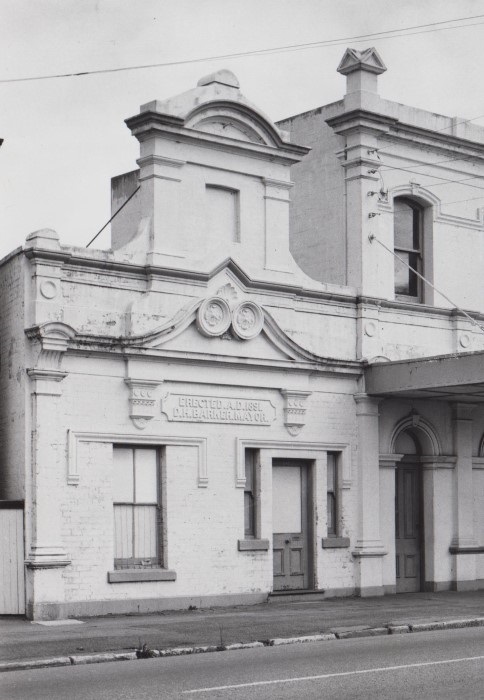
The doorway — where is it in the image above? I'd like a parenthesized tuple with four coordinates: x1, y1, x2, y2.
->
(394, 431, 423, 593)
(272, 460, 311, 591)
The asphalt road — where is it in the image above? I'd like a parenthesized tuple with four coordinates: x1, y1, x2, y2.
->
(1, 627, 483, 699)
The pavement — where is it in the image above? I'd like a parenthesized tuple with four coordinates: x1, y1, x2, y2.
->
(1, 590, 483, 673)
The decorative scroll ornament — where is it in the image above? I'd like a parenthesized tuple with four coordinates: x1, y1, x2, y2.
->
(231, 301, 264, 340)
(196, 297, 232, 337)
(280, 390, 312, 436)
(125, 379, 161, 430)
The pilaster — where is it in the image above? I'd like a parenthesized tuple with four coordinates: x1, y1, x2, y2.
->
(379, 454, 403, 591)
(25, 323, 74, 618)
(263, 178, 293, 273)
(451, 403, 478, 590)
(352, 394, 386, 595)
(136, 154, 186, 263)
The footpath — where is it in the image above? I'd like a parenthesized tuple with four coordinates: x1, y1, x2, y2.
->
(1, 590, 483, 673)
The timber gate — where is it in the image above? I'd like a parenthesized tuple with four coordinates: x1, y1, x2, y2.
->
(0, 502, 25, 614)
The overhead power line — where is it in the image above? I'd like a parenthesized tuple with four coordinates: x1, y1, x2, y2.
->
(369, 235, 484, 333)
(1, 14, 484, 84)
(86, 186, 140, 248)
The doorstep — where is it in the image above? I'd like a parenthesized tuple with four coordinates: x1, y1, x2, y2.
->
(268, 589, 327, 603)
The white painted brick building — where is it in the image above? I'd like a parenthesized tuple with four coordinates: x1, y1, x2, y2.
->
(1, 50, 483, 619)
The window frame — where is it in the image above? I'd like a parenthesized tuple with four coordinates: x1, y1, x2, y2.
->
(238, 448, 269, 551)
(322, 451, 349, 549)
(113, 446, 162, 570)
(109, 445, 176, 583)
(393, 197, 424, 303)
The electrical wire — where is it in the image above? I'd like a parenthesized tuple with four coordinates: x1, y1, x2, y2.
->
(1, 14, 484, 84)
(368, 235, 484, 333)
(86, 186, 140, 248)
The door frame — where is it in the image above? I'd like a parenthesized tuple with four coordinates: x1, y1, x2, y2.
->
(236, 439, 352, 593)
(272, 458, 314, 590)
(395, 456, 425, 593)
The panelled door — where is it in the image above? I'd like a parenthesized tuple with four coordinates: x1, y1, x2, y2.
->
(395, 462, 422, 593)
(272, 460, 310, 591)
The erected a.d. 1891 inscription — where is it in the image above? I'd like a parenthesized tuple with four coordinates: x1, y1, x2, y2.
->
(161, 394, 276, 425)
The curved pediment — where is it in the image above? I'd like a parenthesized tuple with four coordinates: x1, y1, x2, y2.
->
(185, 101, 282, 148)
(122, 292, 332, 367)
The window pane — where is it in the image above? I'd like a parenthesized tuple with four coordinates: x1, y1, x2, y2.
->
(244, 492, 255, 537)
(395, 252, 419, 297)
(394, 252, 410, 295)
(407, 253, 419, 296)
(394, 200, 415, 249)
(327, 454, 336, 491)
(134, 449, 158, 503)
(133, 505, 158, 561)
(114, 504, 133, 561)
(245, 450, 254, 492)
(327, 493, 336, 535)
(113, 448, 134, 502)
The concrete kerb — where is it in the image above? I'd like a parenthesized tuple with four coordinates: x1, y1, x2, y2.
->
(1, 617, 484, 674)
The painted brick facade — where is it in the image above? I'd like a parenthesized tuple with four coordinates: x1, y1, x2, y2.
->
(1, 53, 484, 618)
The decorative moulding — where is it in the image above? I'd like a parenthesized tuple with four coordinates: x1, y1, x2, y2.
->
(231, 301, 264, 340)
(196, 296, 232, 337)
(125, 378, 162, 430)
(337, 47, 387, 76)
(67, 431, 208, 487)
(280, 390, 312, 436)
(26, 545, 71, 570)
(26, 321, 77, 373)
(195, 292, 265, 342)
(235, 438, 352, 489)
(380, 184, 484, 231)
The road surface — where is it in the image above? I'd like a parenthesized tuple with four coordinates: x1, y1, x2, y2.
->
(1, 627, 483, 699)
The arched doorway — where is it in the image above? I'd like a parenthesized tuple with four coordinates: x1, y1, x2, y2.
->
(394, 430, 423, 593)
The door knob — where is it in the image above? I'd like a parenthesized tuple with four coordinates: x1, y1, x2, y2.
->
(285, 539, 290, 544)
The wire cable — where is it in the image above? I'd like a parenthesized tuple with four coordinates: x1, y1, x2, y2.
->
(86, 186, 140, 248)
(1, 14, 484, 84)
(368, 234, 484, 333)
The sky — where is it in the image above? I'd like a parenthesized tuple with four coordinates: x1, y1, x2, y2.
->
(1, 0, 484, 258)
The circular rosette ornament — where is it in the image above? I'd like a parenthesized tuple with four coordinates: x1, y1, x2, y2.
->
(231, 301, 264, 340)
(196, 297, 232, 337)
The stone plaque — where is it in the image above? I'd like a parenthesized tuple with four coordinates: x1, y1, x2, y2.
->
(162, 394, 276, 425)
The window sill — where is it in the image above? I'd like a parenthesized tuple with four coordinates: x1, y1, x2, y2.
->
(238, 539, 270, 551)
(108, 569, 177, 583)
(322, 537, 350, 549)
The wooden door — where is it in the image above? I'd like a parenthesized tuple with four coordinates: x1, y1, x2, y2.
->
(272, 461, 309, 591)
(0, 504, 25, 614)
(395, 463, 422, 593)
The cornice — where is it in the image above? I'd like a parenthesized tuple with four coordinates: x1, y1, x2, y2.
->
(326, 109, 398, 134)
(384, 121, 484, 159)
(30, 250, 357, 306)
(126, 101, 309, 159)
(124, 117, 307, 166)
(357, 295, 484, 324)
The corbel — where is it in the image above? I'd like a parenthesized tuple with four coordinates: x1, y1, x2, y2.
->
(125, 378, 162, 430)
(280, 389, 312, 436)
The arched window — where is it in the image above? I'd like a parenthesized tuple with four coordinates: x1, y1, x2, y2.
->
(393, 198, 423, 301)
